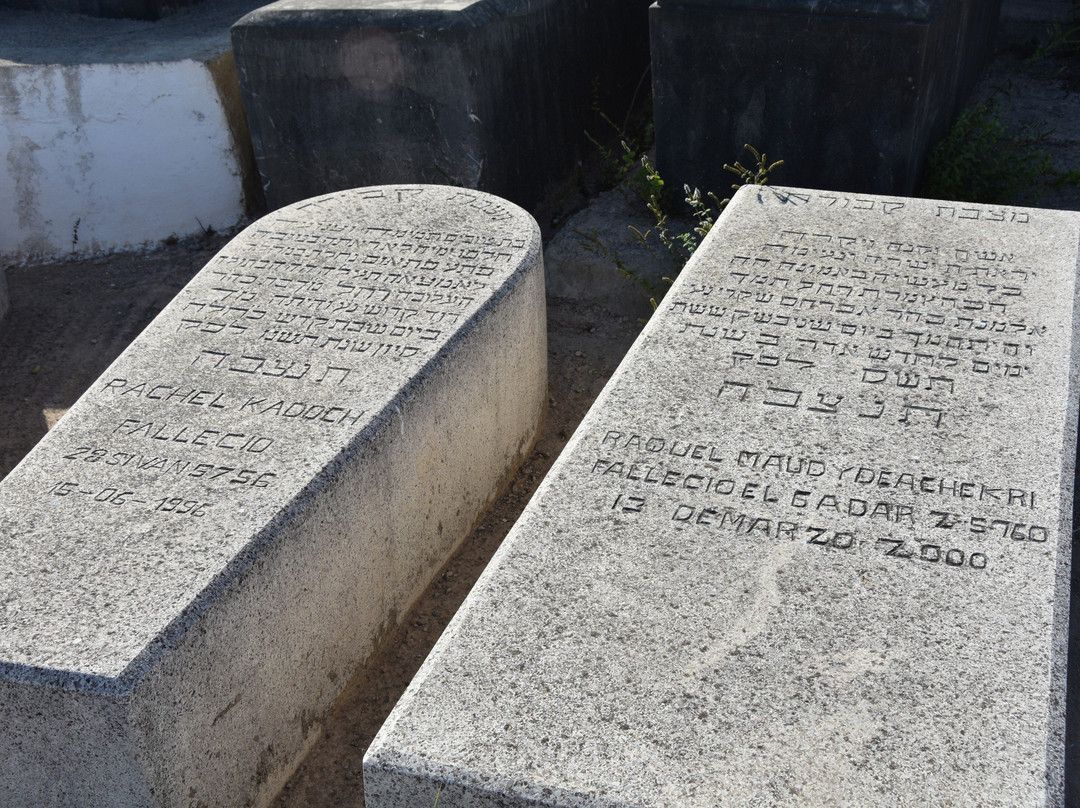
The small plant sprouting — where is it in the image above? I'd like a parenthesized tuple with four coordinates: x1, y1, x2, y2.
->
(582, 98, 781, 310)
(577, 142, 782, 314)
(633, 144, 783, 267)
(194, 217, 216, 239)
(1032, 21, 1080, 60)
(584, 69, 655, 195)
(574, 225, 665, 299)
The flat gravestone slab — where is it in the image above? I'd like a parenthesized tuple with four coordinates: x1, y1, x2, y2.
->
(0, 185, 546, 808)
(365, 187, 1080, 807)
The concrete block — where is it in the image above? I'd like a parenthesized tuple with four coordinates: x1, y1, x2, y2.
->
(231, 0, 651, 212)
(365, 187, 1080, 807)
(0, 0, 265, 262)
(651, 0, 1002, 197)
(0, 185, 547, 808)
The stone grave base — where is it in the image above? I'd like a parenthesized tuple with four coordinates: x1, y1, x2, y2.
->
(231, 0, 651, 212)
(651, 0, 1001, 197)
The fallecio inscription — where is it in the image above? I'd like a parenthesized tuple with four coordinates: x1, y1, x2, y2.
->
(0, 185, 547, 808)
(364, 187, 1080, 807)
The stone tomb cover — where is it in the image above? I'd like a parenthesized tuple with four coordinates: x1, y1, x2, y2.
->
(365, 187, 1080, 806)
(0, 185, 545, 807)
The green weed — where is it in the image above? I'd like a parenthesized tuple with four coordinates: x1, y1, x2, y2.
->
(920, 98, 1060, 205)
(632, 144, 783, 268)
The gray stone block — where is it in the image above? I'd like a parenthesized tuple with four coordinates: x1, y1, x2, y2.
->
(365, 187, 1080, 807)
(651, 0, 1001, 197)
(0, 185, 547, 807)
(231, 0, 651, 212)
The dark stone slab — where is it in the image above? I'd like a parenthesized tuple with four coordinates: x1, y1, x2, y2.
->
(0, 0, 204, 21)
(231, 0, 652, 212)
(650, 0, 1001, 198)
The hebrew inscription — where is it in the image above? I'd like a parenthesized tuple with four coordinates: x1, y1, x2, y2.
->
(51, 192, 526, 520)
(585, 187, 1076, 583)
(0, 186, 537, 679)
(361, 186, 1079, 808)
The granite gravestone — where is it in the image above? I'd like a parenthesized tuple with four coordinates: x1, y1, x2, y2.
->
(365, 187, 1080, 807)
(0, 185, 547, 808)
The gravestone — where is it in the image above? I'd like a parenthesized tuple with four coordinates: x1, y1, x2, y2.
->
(0, 0, 264, 262)
(230, 0, 651, 212)
(0, 185, 547, 808)
(365, 187, 1080, 807)
(651, 0, 1001, 196)
(0, 268, 8, 324)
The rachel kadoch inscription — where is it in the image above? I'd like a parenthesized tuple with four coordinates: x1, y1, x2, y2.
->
(0, 185, 546, 808)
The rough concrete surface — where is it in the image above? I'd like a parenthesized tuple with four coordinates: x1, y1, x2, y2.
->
(231, 0, 651, 212)
(650, 0, 1000, 196)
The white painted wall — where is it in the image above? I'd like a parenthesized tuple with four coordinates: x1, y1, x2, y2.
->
(0, 59, 246, 260)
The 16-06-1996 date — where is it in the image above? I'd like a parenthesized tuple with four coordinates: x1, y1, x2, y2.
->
(47, 481, 212, 517)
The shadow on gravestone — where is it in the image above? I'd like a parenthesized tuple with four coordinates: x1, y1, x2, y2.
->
(366, 186, 1080, 807)
(0, 185, 547, 808)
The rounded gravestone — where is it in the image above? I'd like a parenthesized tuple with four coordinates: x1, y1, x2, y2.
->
(0, 185, 547, 808)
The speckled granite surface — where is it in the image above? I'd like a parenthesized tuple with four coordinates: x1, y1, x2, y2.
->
(365, 186, 1080, 807)
(0, 185, 547, 807)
